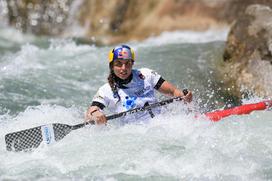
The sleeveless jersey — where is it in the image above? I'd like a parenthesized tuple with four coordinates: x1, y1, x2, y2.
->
(92, 68, 163, 124)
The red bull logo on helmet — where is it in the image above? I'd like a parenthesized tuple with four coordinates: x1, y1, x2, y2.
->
(109, 45, 135, 63)
(115, 48, 132, 60)
(117, 49, 130, 59)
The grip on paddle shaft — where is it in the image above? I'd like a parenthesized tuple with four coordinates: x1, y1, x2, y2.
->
(183, 89, 188, 96)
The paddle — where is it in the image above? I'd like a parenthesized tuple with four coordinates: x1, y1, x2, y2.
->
(5, 96, 184, 152)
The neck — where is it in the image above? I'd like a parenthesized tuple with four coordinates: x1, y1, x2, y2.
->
(113, 73, 133, 88)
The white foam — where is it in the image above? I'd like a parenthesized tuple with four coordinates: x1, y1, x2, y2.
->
(1, 101, 272, 180)
(0, 26, 34, 45)
(0, 44, 43, 78)
(142, 28, 229, 46)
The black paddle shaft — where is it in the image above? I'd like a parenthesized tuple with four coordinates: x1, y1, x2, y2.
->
(5, 96, 184, 151)
(71, 95, 184, 130)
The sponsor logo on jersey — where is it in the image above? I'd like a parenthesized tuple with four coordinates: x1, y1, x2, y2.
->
(94, 93, 105, 102)
(151, 71, 158, 76)
(135, 86, 151, 96)
(139, 73, 145, 80)
(123, 96, 137, 109)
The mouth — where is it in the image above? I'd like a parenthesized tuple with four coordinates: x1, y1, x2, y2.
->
(118, 71, 130, 79)
(119, 71, 128, 76)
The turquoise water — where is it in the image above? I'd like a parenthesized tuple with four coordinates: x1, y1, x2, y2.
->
(1, 27, 272, 180)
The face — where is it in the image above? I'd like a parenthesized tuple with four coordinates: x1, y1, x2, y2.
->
(112, 59, 133, 80)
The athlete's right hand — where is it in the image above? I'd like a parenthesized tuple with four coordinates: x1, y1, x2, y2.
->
(91, 111, 107, 124)
(85, 107, 107, 125)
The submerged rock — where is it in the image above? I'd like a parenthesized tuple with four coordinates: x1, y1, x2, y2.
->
(222, 4, 272, 98)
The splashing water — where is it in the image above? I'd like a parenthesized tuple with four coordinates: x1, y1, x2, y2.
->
(1, 28, 272, 180)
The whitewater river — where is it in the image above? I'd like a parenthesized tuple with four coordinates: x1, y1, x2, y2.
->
(1, 27, 272, 180)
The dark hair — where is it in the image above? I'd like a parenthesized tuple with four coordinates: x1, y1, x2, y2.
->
(108, 62, 121, 103)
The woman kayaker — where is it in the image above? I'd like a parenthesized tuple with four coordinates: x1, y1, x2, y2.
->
(86, 44, 192, 124)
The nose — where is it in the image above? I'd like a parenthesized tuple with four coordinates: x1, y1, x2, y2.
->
(120, 63, 127, 69)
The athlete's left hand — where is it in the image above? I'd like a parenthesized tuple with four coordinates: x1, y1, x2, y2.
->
(183, 90, 192, 103)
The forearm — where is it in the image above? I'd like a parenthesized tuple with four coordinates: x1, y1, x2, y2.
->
(158, 81, 192, 102)
(172, 88, 184, 97)
(158, 81, 185, 97)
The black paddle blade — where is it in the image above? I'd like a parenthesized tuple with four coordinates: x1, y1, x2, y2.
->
(53, 123, 72, 141)
(5, 125, 43, 152)
(5, 123, 72, 152)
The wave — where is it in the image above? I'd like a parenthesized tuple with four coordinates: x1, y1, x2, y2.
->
(142, 28, 229, 46)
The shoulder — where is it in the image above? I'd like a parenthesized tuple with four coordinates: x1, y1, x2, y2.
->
(137, 68, 161, 78)
(92, 83, 112, 104)
(131, 68, 152, 81)
(97, 83, 112, 95)
(138, 67, 153, 74)
(135, 68, 163, 87)
(134, 68, 155, 76)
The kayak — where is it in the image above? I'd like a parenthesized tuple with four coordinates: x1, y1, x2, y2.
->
(205, 100, 272, 121)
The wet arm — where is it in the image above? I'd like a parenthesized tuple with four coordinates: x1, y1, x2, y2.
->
(158, 81, 192, 102)
(158, 81, 184, 97)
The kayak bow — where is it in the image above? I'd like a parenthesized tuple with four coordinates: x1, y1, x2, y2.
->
(205, 100, 272, 121)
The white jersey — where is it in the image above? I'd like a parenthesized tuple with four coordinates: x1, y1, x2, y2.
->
(92, 68, 163, 124)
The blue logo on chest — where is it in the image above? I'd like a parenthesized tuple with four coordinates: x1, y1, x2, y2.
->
(123, 96, 137, 109)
